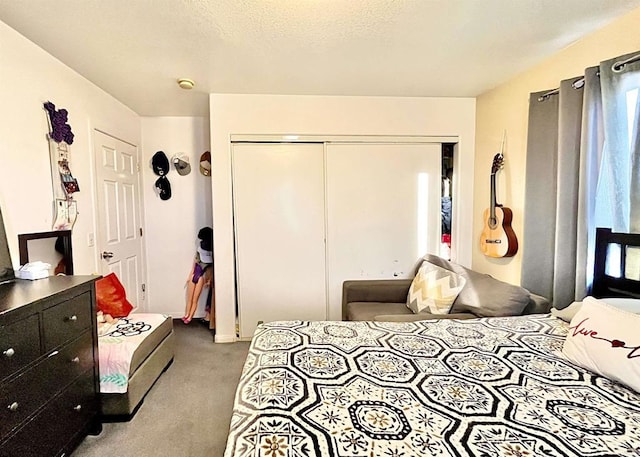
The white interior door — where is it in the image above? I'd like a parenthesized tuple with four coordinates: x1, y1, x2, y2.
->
(93, 130, 144, 310)
(325, 142, 442, 320)
(233, 143, 327, 339)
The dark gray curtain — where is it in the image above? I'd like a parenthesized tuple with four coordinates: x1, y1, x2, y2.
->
(521, 81, 588, 307)
(553, 79, 585, 308)
(521, 90, 558, 302)
(523, 51, 640, 308)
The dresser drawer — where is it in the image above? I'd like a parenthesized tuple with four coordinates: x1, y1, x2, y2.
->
(43, 292, 92, 351)
(0, 331, 93, 441)
(0, 314, 40, 382)
(47, 331, 95, 394)
(0, 371, 97, 457)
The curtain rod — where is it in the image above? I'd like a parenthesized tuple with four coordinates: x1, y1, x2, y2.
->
(538, 72, 601, 102)
(613, 53, 640, 72)
(573, 70, 600, 90)
(536, 52, 639, 102)
(537, 89, 558, 102)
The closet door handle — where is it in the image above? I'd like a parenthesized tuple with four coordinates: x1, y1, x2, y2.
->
(3, 348, 15, 358)
(73, 404, 82, 412)
(101, 251, 114, 260)
(67, 315, 78, 322)
(7, 402, 18, 412)
(71, 356, 80, 364)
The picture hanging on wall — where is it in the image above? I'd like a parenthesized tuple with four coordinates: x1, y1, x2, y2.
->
(43, 101, 80, 228)
(53, 198, 78, 231)
(53, 140, 80, 196)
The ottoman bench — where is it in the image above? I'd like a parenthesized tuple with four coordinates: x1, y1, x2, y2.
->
(97, 313, 174, 420)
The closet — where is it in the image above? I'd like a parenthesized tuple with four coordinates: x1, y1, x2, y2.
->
(232, 143, 327, 338)
(232, 139, 443, 339)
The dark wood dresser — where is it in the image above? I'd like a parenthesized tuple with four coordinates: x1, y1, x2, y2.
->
(0, 276, 101, 457)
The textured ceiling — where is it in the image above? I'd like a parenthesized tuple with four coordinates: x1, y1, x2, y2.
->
(1, 0, 639, 116)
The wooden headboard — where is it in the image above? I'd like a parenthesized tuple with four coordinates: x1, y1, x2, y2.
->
(592, 227, 640, 299)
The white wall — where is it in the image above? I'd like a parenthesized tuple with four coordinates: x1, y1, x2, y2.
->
(141, 117, 212, 317)
(0, 20, 140, 275)
(210, 94, 476, 342)
(474, 6, 640, 285)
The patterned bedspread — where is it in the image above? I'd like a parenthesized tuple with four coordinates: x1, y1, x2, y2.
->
(224, 315, 640, 457)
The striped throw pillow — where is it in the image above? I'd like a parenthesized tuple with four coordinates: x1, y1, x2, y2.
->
(407, 261, 466, 314)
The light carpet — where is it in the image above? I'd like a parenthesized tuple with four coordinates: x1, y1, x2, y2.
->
(74, 320, 249, 457)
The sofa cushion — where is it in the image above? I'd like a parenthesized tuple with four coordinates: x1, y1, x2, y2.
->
(422, 254, 530, 317)
(522, 292, 552, 314)
(346, 302, 412, 321)
(374, 312, 477, 322)
(406, 262, 466, 314)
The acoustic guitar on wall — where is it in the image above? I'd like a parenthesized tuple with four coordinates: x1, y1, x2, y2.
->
(480, 149, 518, 258)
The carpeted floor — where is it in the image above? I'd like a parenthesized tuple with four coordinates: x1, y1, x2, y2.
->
(73, 320, 250, 457)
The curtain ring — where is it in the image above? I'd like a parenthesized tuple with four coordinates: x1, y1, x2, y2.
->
(612, 61, 626, 73)
(611, 53, 640, 73)
(537, 88, 559, 102)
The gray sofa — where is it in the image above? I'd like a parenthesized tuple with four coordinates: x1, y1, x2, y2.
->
(343, 254, 550, 322)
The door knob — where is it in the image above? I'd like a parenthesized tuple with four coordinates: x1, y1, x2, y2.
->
(101, 251, 114, 260)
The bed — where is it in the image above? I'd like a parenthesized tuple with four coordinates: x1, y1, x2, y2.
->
(224, 229, 640, 456)
(592, 227, 640, 299)
(98, 313, 175, 419)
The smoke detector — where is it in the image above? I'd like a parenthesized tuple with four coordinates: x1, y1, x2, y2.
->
(177, 78, 195, 90)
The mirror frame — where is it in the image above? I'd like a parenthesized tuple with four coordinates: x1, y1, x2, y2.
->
(18, 230, 73, 275)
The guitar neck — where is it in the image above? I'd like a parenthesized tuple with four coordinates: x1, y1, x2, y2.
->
(490, 173, 497, 219)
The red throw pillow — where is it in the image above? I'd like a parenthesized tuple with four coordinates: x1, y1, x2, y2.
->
(95, 273, 133, 317)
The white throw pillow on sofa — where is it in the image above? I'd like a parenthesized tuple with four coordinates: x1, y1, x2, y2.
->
(407, 262, 466, 315)
(562, 296, 640, 393)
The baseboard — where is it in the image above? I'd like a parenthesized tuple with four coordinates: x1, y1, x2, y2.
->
(214, 333, 237, 343)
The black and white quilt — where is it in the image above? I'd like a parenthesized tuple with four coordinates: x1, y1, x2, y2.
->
(224, 315, 640, 456)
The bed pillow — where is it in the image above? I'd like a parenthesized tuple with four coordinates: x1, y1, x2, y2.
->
(551, 301, 583, 322)
(552, 297, 640, 322)
(601, 297, 640, 313)
(407, 261, 466, 315)
(96, 273, 133, 318)
(562, 296, 640, 393)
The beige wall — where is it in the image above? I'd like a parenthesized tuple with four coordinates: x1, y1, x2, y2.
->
(473, 6, 640, 286)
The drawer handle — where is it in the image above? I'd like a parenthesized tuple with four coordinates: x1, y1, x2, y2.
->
(71, 356, 80, 364)
(67, 315, 78, 322)
(73, 404, 82, 412)
(3, 348, 15, 358)
(7, 402, 18, 412)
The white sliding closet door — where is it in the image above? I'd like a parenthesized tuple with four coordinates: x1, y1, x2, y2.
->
(326, 143, 442, 320)
(233, 143, 327, 339)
